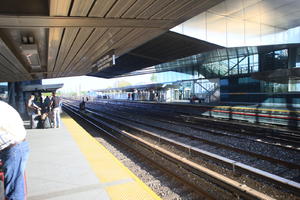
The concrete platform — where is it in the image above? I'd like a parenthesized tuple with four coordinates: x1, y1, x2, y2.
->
(25, 113, 160, 200)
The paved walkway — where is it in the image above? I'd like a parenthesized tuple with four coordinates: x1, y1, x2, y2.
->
(25, 113, 160, 200)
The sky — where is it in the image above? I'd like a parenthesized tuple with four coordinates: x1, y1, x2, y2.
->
(42, 74, 153, 93)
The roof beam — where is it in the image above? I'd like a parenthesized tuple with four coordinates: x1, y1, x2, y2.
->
(0, 16, 175, 29)
(128, 52, 164, 62)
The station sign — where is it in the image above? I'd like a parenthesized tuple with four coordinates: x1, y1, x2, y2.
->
(92, 49, 115, 72)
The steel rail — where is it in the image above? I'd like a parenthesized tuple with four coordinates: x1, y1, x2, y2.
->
(64, 102, 300, 196)
(92, 100, 300, 147)
(63, 105, 215, 199)
(87, 102, 300, 150)
(84, 105, 300, 169)
(97, 99, 300, 130)
(63, 104, 277, 200)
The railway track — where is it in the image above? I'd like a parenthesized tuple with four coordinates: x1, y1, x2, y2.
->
(89, 100, 300, 150)
(63, 104, 227, 199)
(87, 99, 300, 128)
(63, 105, 202, 199)
(63, 101, 300, 199)
(84, 105, 300, 169)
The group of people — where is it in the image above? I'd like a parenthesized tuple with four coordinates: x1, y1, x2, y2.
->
(27, 91, 61, 129)
(127, 92, 135, 100)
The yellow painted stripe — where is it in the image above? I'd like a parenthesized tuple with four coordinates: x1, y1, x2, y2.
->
(213, 106, 300, 113)
(106, 182, 159, 200)
(61, 113, 161, 200)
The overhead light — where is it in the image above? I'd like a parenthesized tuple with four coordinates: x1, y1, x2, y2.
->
(21, 36, 28, 44)
(20, 44, 41, 71)
(28, 36, 34, 44)
(21, 35, 34, 44)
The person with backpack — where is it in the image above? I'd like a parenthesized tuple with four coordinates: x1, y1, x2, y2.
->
(49, 92, 61, 128)
(27, 94, 42, 129)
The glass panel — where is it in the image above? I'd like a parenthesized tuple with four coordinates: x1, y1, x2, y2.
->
(170, 0, 300, 46)
(260, 51, 273, 71)
(247, 46, 258, 54)
(262, 81, 288, 93)
(228, 57, 238, 75)
(239, 56, 249, 74)
(261, 24, 275, 45)
(274, 27, 287, 44)
(249, 54, 259, 72)
(180, 81, 192, 99)
(287, 26, 300, 43)
(0, 82, 8, 101)
(237, 47, 248, 57)
(274, 83, 288, 93)
(219, 59, 229, 76)
(220, 78, 228, 86)
(289, 80, 300, 92)
(296, 48, 300, 68)
(274, 49, 288, 69)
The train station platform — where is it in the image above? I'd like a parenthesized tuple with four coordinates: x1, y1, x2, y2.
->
(25, 113, 161, 200)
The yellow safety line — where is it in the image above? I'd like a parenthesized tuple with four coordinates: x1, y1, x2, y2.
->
(145, 101, 300, 113)
(61, 113, 161, 200)
(212, 106, 300, 113)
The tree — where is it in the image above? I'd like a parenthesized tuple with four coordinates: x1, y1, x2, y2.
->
(115, 80, 131, 88)
(150, 73, 157, 82)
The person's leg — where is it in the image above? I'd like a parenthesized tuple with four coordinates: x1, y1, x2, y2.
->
(56, 108, 61, 128)
(19, 142, 29, 197)
(53, 109, 58, 128)
(0, 141, 29, 200)
(31, 114, 37, 129)
(49, 111, 54, 128)
(30, 114, 33, 129)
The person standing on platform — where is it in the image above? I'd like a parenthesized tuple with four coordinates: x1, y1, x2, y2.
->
(50, 92, 61, 128)
(79, 97, 85, 111)
(0, 100, 29, 200)
(27, 94, 41, 129)
(128, 93, 131, 100)
(43, 96, 51, 113)
(27, 95, 41, 115)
